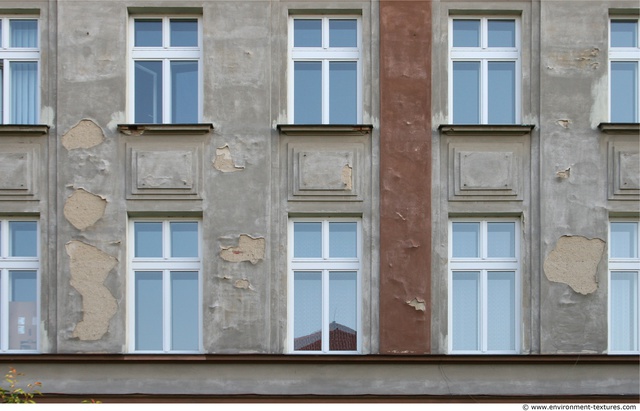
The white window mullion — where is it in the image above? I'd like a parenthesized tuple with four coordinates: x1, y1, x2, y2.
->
(480, 270, 487, 353)
(0, 269, 7, 351)
(322, 269, 329, 353)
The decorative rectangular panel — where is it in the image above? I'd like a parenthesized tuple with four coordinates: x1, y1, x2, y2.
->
(0, 145, 39, 198)
(609, 140, 640, 200)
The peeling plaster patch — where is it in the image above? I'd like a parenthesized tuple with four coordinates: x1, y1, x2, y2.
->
(65, 240, 118, 341)
(544, 236, 605, 295)
(556, 167, 571, 179)
(213, 145, 245, 173)
(546, 47, 600, 73)
(341, 164, 353, 190)
(63, 189, 107, 230)
(220, 235, 265, 264)
(406, 297, 426, 312)
(234, 279, 254, 290)
(556, 119, 571, 129)
(61, 119, 105, 150)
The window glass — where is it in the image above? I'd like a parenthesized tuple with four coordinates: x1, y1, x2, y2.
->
(329, 19, 357, 47)
(488, 61, 516, 124)
(487, 222, 516, 258)
(10, 20, 37, 48)
(293, 222, 322, 258)
(329, 222, 357, 258)
(135, 19, 162, 47)
(611, 20, 638, 48)
(171, 61, 199, 123)
(170, 19, 198, 47)
(134, 222, 163, 258)
(329, 62, 357, 124)
(487, 271, 516, 351)
(10, 62, 37, 124)
(610, 62, 638, 123)
(452, 62, 480, 124)
(134, 61, 163, 123)
(328, 272, 357, 351)
(134, 271, 163, 351)
(294, 62, 322, 124)
(293, 19, 322, 47)
(452, 19, 480, 47)
(170, 222, 198, 258)
(8, 271, 37, 350)
(452, 271, 480, 351)
(9, 221, 37, 257)
(488, 20, 516, 47)
(452, 222, 480, 258)
(611, 222, 638, 259)
(171, 271, 199, 351)
(293, 271, 322, 350)
(610, 271, 638, 352)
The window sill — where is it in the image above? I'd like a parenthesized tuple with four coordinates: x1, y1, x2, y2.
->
(118, 123, 214, 136)
(598, 123, 640, 135)
(277, 124, 373, 136)
(0, 124, 49, 136)
(438, 124, 535, 136)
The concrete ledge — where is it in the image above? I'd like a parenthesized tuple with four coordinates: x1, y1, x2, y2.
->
(118, 123, 214, 136)
(0, 124, 49, 136)
(598, 123, 640, 135)
(438, 124, 535, 136)
(277, 124, 374, 136)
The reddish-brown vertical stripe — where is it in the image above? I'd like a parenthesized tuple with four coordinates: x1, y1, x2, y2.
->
(379, 0, 432, 353)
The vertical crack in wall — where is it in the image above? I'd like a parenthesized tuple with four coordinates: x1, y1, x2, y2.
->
(220, 235, 265, 264)
(213, 145, 245, 173)
(66, 240, 118, 341)
(61, 119, 105, 150)
(543, 236, 605, 295)
(63, 189, 107, 230)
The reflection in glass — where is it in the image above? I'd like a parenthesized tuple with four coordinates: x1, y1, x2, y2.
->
(294, 61, 322, 124)
(329, 222, 357, 258)
(610, 222, 638, 259)
(611, 21, 638, 48)
(10, 20, 37, 48)
(294, 272, 322, 350)
(170, 19, 198, 47)
(171, 272, 199, 351)
(135, 61, 163, 123)
(10, 62, 37, 124)
(610, 272, 638, 352)
(134, 19, 162, 47)
(171, 61, 198, 123)
(452, 271, 479, 351)
(8, 271, 37, 350)
(329, 272, 357, 351)
(135, 272, 163, 351)
(329, 62, 357, 124)
(488, 61, 516, 124)
(611, 62, 638, 123)
(487, 222, 516, 258)
(488, 20, 516, 47)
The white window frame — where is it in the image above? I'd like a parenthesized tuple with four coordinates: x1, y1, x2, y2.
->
(0, 218, 39, 353)
(128, 219, 202, 353)
(609, 17, 640, 123)
(448, 219, 521, 354)
(127, 15, 203, 124)
(448, 16, 521, 124)
(0, 17, 40, 124)
(288, 15, 362, 124)
(608, 220, 640, 354)
(287, 218, 362, 354)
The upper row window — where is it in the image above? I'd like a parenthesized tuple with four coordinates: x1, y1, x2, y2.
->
(610, 18, 640, 123)
(129, 16, 202, 124)
(0, 18, 39, 125)
(289, 16, 362, 124)
(449, 17, 521, 125)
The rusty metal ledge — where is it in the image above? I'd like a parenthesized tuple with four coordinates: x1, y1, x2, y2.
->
(277, 124, 373, 136)
(118, 123, 214, 136)
(438, 124, 535, 136)
(598, 123, 640, 135)
(0, 124, 49, 136)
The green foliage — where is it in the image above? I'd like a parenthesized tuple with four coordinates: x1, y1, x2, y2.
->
(0, 367, 42, 403)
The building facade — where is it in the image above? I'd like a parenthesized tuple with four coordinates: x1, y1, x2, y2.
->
(0, 0, 636, 401)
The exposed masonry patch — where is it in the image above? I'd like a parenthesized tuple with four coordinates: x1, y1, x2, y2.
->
(342, 164, 353, 190)
(556, 119, 571, 129)
(220, 235, 265, 264)
(66, 240, 118, 341)
(213, 145, 245, 173)
(544, 236, 605, 295)
(233, 279, 254, 290)
(406, 297, 426, 312)
(61, 119, 105, 150)
(63, 189, 107, 230)
(556, 167, 571, 179)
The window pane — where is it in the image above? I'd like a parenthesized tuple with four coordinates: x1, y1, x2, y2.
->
(171, 61, 198, 123)
(171, 272, 199, 351)
(487, 272, 516, 351)
(610, 222, 638, 259)
(8, 271, 37, 350)
(9, 221, 37, 257)
(135, 19, 162, 47)
(329, 19, 357, 47)
(452, 222, 480, 258)
(0, 65, 3, 122)
(294, 61, 322, 124)
(293, 222, 322, 258)
(294, 19, 322, 47)
(135, 61, 163, 123)
(611, 62, 638, 123)
(488, 61, 516, 124)
(10, 62, 38, 124)
(10, 20, 37, 48)
(452, 271, 480, 351)
(293, 272, 322, 350)
(453, 61, 480, 124)
(329, 61, 357, 124)
(170, 222, 198, 258)
(329, 222, 357, 258)
(135, 272, 163, 351)
(611, 21, 638, 48)
(610, 272, 638, 352)
(170, 19, 198, 47)
(134, 222, 163, 258)
(453, 19, 480, 47)
(488, 20, 516, 47)
(487, 222, 516, 258)
(329, 272, 357, 351)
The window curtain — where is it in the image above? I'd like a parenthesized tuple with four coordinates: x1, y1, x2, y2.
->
(10, 62, 37, 124)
